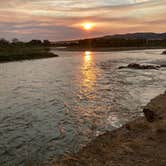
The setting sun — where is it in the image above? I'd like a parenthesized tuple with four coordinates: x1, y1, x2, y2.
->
(82, 23, 94, 30)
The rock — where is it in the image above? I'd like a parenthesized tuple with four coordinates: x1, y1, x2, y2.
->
(160, 64, 166, 68)
(128, 63, 140, 68)
(143, 92, 166, 122)
(118, 66, 126, 69)
(143, 108, 156, 122)
(162, 50, 166, 54)
(119, 63, 159, 70)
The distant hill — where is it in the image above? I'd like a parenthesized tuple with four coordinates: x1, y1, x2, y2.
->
(102, 32, 166, 40)
(54, 32, 166, 48)
(54, 33, 166, 44)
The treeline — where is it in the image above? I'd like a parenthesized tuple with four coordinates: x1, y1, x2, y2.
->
(0, 38, 58, 62)
(0, 38, 53, 47)
(70, 38, 166, 48)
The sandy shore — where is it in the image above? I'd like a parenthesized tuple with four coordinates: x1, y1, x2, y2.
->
(54, 91, 166, 166)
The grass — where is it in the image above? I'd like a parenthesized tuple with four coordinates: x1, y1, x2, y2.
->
(0, 46, 58, 62)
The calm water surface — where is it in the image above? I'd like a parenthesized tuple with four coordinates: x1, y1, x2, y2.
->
(0, 49, 166, 165)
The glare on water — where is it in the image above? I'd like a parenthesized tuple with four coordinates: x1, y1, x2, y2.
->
(81, 51, 96, 91)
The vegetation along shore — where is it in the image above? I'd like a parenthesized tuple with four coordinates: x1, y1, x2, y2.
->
(0, 39, 58, 63)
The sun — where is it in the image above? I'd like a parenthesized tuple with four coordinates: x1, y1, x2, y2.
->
(82, 23, 94, 31)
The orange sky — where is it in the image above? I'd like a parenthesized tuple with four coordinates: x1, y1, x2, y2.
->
(0, 0, 165, 41)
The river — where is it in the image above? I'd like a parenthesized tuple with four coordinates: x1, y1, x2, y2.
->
(0, 49, 166, 165)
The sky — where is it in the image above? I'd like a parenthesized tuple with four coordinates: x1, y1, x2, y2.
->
(0, 0, 165, 41)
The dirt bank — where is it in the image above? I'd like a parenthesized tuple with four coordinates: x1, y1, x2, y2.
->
(53, 92, 166, 166)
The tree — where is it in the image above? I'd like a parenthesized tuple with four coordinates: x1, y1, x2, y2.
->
(0, 38, 10, 46)
(12, 38, 19, 44)
(28, 40, 42, 46)
(43, 40, 51, 46)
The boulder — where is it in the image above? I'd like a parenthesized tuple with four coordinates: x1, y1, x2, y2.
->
(162, 50, 166, 54)
(160, 64, 166, 68)
(119, 63, 159, 70)
(143, 92, 166, 122)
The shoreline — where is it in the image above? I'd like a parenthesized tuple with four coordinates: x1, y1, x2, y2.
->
(0, 46, 58, 63)
(54, 91, 166, 166)
(52, 46, 166, 52)
(0, 54, 58, 63)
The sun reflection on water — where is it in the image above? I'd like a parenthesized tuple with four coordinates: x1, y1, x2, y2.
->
(81, 51, 96, 92)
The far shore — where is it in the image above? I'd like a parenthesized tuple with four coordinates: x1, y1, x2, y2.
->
(0, 46, 58, 63)
(52, 46, 166, 52)
(54, 91, 166, 166)
(1, 46, 165, 64)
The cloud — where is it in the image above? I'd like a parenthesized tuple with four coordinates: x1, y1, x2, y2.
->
(0, 0, 165, 40)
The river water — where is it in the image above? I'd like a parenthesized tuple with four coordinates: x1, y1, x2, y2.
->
(0, 49, 166, 165)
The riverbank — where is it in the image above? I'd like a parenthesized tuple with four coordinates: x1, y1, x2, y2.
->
(0, 46, 58, 63)
(52, 46, 166, 52)
(54, 91, 166, 166)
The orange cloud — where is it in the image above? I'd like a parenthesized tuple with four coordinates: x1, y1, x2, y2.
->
(0, 0, 165, 40)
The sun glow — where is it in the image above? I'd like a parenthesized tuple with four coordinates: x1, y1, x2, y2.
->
(85, 51, 91, 56)
(84, 51, 92, 61)
(82, 23, 94, 30)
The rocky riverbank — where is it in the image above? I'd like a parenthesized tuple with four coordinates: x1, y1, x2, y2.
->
(54, 91, 166, 166)
(118, 63, 166, 70)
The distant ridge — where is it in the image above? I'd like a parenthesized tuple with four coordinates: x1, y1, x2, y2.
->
(99, 32, 166, 40)
(54, 32, 166, 49)
(55, 32, 166, 44)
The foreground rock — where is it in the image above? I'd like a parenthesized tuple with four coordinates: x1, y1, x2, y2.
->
(162, 50, 166, 54)
(118, 63, 166, 70)
(54, 92, 166, 166)
(143, 92, 166, 122)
